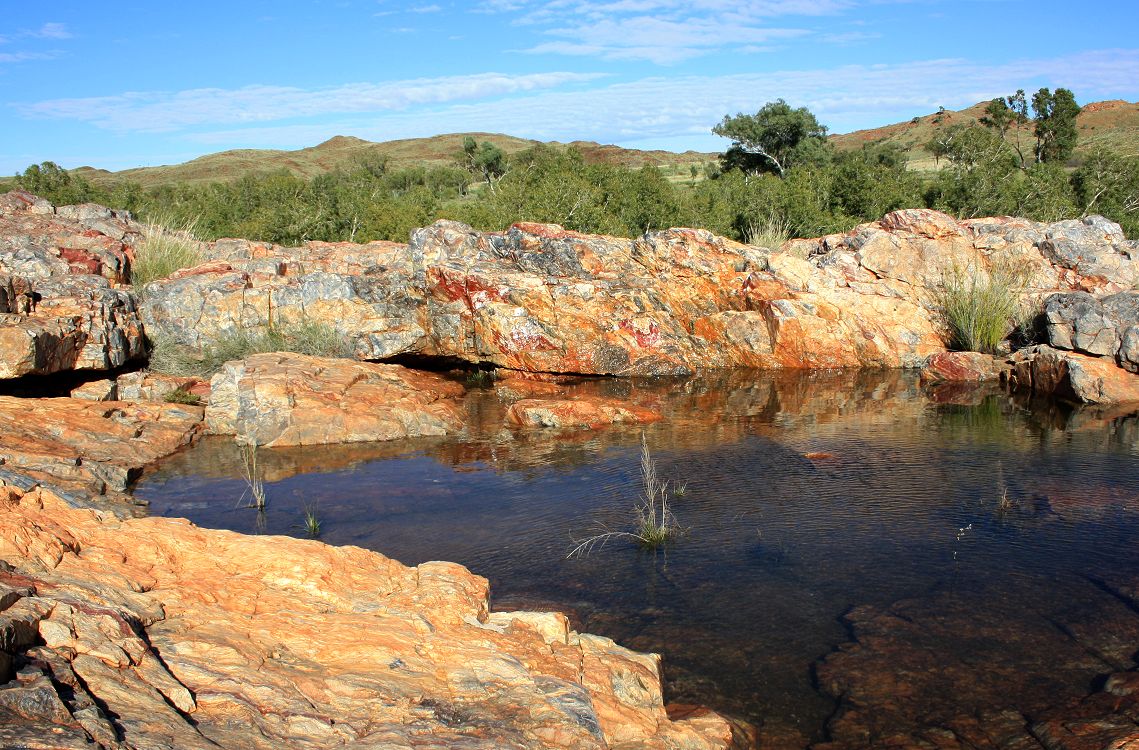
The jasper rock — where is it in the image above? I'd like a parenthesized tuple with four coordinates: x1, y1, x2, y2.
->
(205, 353, 466, 446)
(1010, 345, 1139, 405)
(505, 396, 662, 429)
(0, 191, 139, 284)
(919, 351, 1006, 382)
(0, 486, 736, 750)
(0, 396, 203, 500)
(878, 208, 967, 239)
(0, 274, 146, 378)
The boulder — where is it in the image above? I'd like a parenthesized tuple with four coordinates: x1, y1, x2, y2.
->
(205, 353, 466, 446)
(0, 487, 737, 750)
(1038, 216, 1138, 291)
(1009, 345, 1139, 405)
(1044, 291, 1139, 366)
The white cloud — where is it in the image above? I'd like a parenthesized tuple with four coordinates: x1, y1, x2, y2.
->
(176, 49, 1139, 149)
(33, 23, 72, 40)
(484, 0, 852, 61)
(0, 51, 57, 63)
(18, 72, 608, 133)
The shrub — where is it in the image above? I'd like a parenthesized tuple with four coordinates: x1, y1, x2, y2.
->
(162, 388, 201, 405)
(132, 216, 203, 291)
(937, 262, 1028, 353)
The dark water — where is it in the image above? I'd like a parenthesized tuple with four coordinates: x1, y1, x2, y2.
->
(135, 370, 1139, 744)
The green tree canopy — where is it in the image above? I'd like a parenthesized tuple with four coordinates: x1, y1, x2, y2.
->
(461, 136, 507, 188)
(15, 161, 101, 206)
(1031, 87, 1080, 164)
(979, 89, 1030, 167)
(713, 99, 831, 177)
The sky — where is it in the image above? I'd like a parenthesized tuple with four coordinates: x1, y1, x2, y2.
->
(2, 1, 1138, 174)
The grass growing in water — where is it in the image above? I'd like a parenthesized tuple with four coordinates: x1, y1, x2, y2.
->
(132, 216, 203, 291)
(302, 503, 322, 538)
(148, 320, 354, 377)
(568, 433, 681, 557)
(937, 262, 1029, 354)
(239, 442, 267, 510)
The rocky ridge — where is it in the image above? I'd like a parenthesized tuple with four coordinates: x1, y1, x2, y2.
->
(1, 190, 1137, 403)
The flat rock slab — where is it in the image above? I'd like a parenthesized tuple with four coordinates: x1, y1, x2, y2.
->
(0, 396, 202, 501)
(205, 352, 467, 446)
(0, 486, 737, 750)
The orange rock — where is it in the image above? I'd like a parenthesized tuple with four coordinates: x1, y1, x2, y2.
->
(0, 395, 202, 498)
(206, 353, 466, 446)
(0, 486, 736, 749)
(1010, 345, 1139, 404)
(920, 351, 1006, 382)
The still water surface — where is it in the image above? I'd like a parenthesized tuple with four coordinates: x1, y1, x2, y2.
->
(135, 370, 1139, 743)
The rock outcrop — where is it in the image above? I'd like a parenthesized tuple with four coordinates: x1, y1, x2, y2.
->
(0, 192, 146, 377)
(0, 486, 737, 750)
(3, 193, 1138, 383)
(205, 353, 466, 446)
(136, 209, 1139, 378)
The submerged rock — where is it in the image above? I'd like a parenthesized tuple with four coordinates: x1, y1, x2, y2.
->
(0, 486, 738, 749)
(505, 396, 662, 429)
(205, 352, 466, 446)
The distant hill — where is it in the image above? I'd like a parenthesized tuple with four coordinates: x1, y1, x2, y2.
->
(53, 99, 1139, 188)
(830, 99, 1139, 170)
(73, 133, 716, 189)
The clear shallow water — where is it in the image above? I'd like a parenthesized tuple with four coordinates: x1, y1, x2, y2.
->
(135, 370, 1139, 744)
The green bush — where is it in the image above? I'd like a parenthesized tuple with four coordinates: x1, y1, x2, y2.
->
(937, 263, 1028, 353)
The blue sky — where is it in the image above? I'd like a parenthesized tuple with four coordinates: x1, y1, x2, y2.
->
(3, 1, 1138, 174)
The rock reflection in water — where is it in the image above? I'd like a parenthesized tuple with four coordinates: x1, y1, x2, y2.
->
(136, 370, 1139, 747)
